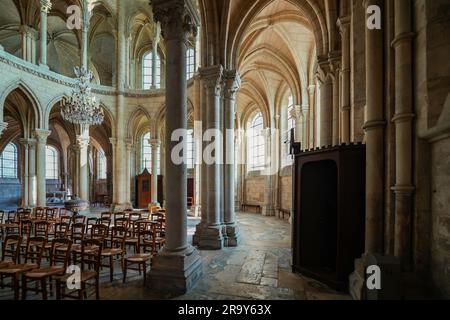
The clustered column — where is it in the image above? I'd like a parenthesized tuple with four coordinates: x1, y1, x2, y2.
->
(77, 127, 90, 201)
(223, 70, 241, 246)
(150, 138, 160, 205)
(392, 0, 415, 270)
(34, 129, 51, 207)
(81, 0, 91, 69)
(20, 26, 38, 64)
(39, 0, 51, 66)
(196, 65, 225, 250)
(149, 0, 202, 295)
(338, 16, 351, 144)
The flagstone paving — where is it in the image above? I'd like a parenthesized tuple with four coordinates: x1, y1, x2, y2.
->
(0, 211, 351, 300)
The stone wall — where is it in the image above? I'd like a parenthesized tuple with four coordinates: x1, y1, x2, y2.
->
(279, 166, 292, 211)
(244, 175, 265, 206)
(431, 137, 450, 298)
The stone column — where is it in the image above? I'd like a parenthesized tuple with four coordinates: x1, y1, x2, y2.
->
(262, 128, 276, 217)
(76, 131, 90, 201)
(34, 129, 51, 207)
(28, 139, 37, 207)
(150, 138, 160, 205)
(196, 64, 224, 250)
(81, 0, 91, 69)
(308, 85, 316, 149)
(19, 139, 30, 207)
(39, 0, 51, 66)
(330, 54, 341, 146)
(151, 23, 161, 89)
(363, 0, 385, 255)
(125, 139, 133, 204)
(223, 69, 241, 247)
(318, 68, 333, 147)
(149, 0, 202, 295)
(20, 26, 37, 63)
(338, 16, 351, 144)
(392, 0, 415, 270)
(112, 0, 131, 211)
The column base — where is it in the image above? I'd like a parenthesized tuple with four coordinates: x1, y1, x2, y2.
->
(196, 225, 224, 250)
(192, 222, 205, 246)
(223, 223, 241, 247)
(148, 245, 202, 297)
(349, 253, 402, 300)
(111, 202, 133, 213)
(262, 205, 276, 217)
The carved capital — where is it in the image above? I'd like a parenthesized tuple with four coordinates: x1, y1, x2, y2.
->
(151, 0, 198, 42)
(19, 138, 37, 149)
(34, 129, 51, 144)
(76, 135, 90, 149)
(199, 65, 223, 96)
(40, 0, 52, 14)
(150, 139, 161, 148)
(223, 69, 241, 100)
(0, 122, 8, 137)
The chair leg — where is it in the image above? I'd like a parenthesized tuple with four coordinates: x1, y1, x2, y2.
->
(41, 279, 47, 300)
(13, 274, 20, 300)
(123, 261, 127, 283)
(21, 275, 27, 300)
(143, 262, 147, 286)
(109, 256, 114, 282)
(95, 276, 100, 300)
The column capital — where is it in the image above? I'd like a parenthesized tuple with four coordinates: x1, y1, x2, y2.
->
(34, 129, 51, 143)
(222, 69, 241, 100)
(40, 0, 52, 14)
(199, 65, 224, 94)
(337, 15, 351, 33)
(76, 135, 90, 148)
(149, 139, 161, 147)
(308, 84, 316, 94)
(151, 0, 198, 42)
(19, 138, 37, 148)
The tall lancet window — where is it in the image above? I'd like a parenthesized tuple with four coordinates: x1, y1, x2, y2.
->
(186, 48, 195, 80)
(143, 51, 161, 89)
(247, 112, 265, 171)
(0, 143, 18, 179)
(46, 146, 59, 180)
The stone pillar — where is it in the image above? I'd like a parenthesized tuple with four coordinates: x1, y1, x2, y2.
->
(149, 0, 202, 296)
(125, 139, 133, 204)
(112, 0, 131, 211)
(34, 129, 51, 207)
(308, 85, 316, 149)
(196, 65, 224, 250)
(20, 26, 38, 63)
(262, 128, 276, 217)
(338, 16, 351, 144)
(319, 61, 333, 147)
(81, 0, 91, 69)
(151, 23, 161, 89)
(71, 145, 80, 197)
(223, 69, 241, 247)
(330, 54, 341, 147)
(392, 0, 415, 270)
(363, 0, 385, 255)
(39, 0, 51, 66)
(294, 106, 303, 144)
(19, 139, 30, 207)
(76, 128, 90, 201)
(28, 140, 37, 207)
(150, 138, 160, 205)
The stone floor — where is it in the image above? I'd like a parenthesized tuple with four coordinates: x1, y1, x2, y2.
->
(0, 211, 351, 300)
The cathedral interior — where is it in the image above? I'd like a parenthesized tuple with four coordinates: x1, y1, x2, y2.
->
(0, 0, 449, 301)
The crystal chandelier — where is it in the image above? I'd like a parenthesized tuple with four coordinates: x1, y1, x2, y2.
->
(61, 67, 104, 125)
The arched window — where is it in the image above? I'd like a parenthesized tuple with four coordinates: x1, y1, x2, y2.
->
(143, 51, 161, 89)
(186, 48, 195, 80)
(187, 129, 195, 169)
(0, 143, 18, 179)
(46, 146, 59, 180)
(247, 112, 265, 171)
(97, 150, 107, 180)
(141, 133, 160, 174)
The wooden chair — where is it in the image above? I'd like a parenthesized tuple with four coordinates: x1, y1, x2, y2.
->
(101, 226, 127, 282)
(87, 224, 109, 244)
(22, 238, 72, 300)
(151, 212, 165, 222)
(70, 223, 86, 244)
(46, 208, 58, 223)
(0, 235, 22, 270)
(56, 239, 102, 300)
(114, 217, 130, 229)
(96, 217, 111, 230)
(59, 209, 71, 220)
(72, 215, 86, 225)
(113, 212, 125, 222)
(101, 212, 112, 220)
(123, 230, 153, 285)
(0, 236, 46, 300)
(34, 207, 47, 221)
(86, 217, 98, 234)
(151, 221, 166, 254)
(34, 221, 50, 238)
(18, 220, 33, 262)
(52, 222, 70, 239)
(60, 215, 72, 226)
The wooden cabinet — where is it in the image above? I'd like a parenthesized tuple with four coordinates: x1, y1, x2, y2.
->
(136, 169, 151, 209)
(292, 144, 366, 291)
